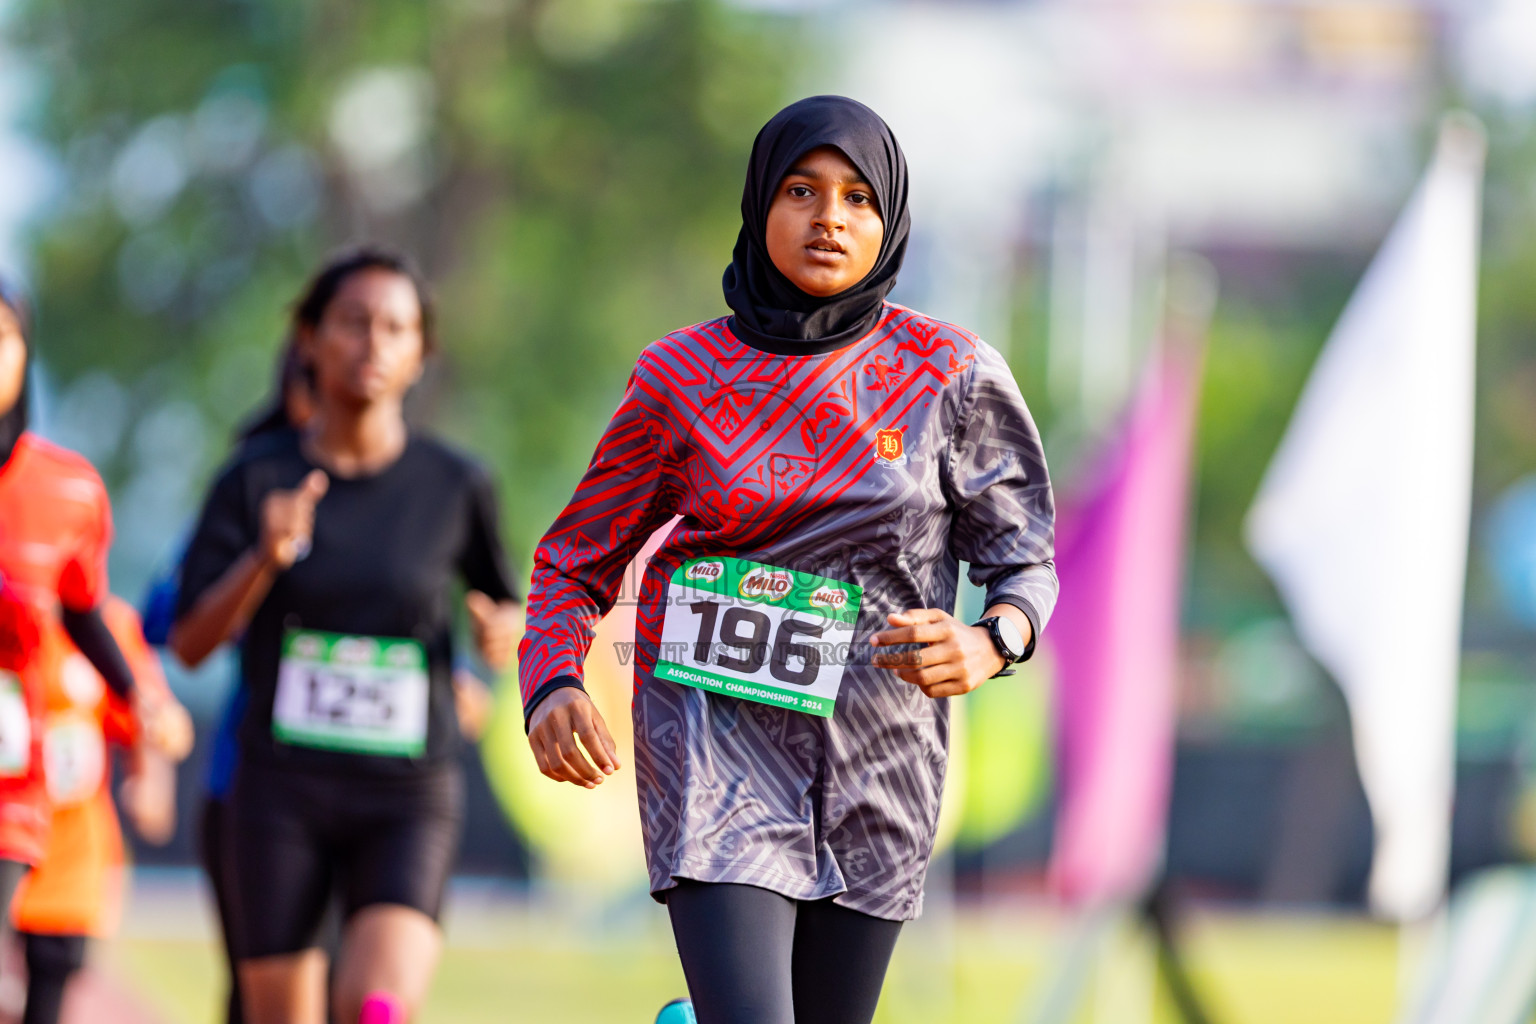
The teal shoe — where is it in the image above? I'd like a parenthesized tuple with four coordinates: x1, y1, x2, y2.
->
(655, 998, 696, 1024)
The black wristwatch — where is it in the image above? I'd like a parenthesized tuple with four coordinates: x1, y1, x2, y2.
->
(974, 616, 1027, 677)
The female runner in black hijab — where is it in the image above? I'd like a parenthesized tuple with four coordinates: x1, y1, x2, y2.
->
(720, 96, 910, 353)
(522, 97, 1056, 1024)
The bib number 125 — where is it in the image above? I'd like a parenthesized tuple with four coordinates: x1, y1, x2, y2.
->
(273, 630, 429, 757)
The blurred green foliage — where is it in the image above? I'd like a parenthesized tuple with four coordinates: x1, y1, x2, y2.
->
(13, 0, 796, 574)
(11, 0, 1536, 727)
(1187, 259, 1363, 635)
(1473, 111, 1536, 510)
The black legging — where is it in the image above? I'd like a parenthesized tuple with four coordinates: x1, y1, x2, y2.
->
(0, 857, 28, 947)
(202, 793, 344, 1024)
(20, 932, 87, 1024)
(665, 880, 902, 1024)
(200, 796, 244, 1024)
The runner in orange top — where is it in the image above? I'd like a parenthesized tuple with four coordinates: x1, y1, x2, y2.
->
(12, 597, 179, 1024)
(0, 283, 54, 886)
(0, 285, 190, 700)
(0, 278, 191, 952)
(0, 579, 49, 878)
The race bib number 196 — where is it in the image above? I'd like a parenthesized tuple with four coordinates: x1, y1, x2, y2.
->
(273, 630, 429, 757)
(656, 558, 862, 718)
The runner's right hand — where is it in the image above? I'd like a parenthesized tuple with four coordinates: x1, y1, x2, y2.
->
(527, 688, 620, 789)
(259, 469, 329, 569)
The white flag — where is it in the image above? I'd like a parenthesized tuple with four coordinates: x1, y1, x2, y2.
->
(1246, 113, 1485, 922)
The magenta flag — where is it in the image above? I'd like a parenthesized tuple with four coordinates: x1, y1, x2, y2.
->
(1047, 345, 1203, 907)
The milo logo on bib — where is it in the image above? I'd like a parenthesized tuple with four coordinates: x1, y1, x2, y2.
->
(738, 568, 793, 602)
(809, 585, 849, 610)
(290, 633, 325, 659)
(657, 557, 862, 718)
(333, 636, 379, 664)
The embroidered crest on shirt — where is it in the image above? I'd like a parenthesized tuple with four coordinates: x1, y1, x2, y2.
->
(875, 428, 906, 465)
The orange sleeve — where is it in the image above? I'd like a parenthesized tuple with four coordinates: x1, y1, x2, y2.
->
(57, 470, 113, 613)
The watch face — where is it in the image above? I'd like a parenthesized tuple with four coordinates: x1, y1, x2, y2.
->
(996, 617, 1026, 659)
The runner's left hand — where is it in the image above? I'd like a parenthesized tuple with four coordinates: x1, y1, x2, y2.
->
(467, 591, 523, 670)
(453, 669, 494, 742)
(870, 608, 1005, 698)
(121, 752, 177, 845)
(135, 691, 195, 761)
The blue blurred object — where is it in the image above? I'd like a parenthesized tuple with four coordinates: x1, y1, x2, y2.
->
(138, 534, 249, 797)
(206, 685, 248, 799)
(139, 546, 183, 647)
(1487, 475, 1536, 627)
(655, 999, 696, 1024)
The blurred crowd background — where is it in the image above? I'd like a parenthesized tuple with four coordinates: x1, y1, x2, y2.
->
(4, 0, 1536, 1021)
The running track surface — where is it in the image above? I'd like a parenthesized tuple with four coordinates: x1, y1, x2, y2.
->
(10, 967, 166, 1024)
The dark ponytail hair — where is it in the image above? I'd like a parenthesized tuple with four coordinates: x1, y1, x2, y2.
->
(0, 278, 32, 466)
(235, 340, 314, 442)
(291, 245, 436, 353)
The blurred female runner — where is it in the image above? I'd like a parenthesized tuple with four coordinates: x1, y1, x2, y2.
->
(142, 340, 318, 1024)
(148, 339, 490, 1024)
(171, 248, 523, 1024)
(0, 280, 191, 939)
(520, 97, 1057, 1024)
(12, 595, 180, 1024)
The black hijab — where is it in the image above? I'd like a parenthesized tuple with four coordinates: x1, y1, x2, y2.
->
(0, 279, 29, 469)
(723, 95, 911, 355)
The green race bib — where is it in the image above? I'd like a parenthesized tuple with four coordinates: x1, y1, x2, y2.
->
(656, 558, 862, 718)
(273, 630, 429, 757)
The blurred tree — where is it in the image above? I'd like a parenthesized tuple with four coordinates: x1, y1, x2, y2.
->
(15, 0, 1536, 765)
(1471, 108, 1536, 511)
(11, 0, 797, 584)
